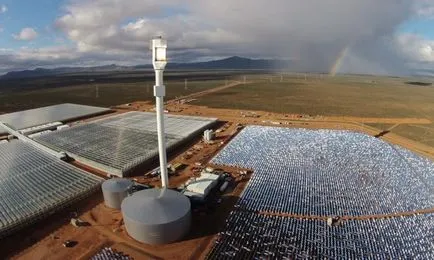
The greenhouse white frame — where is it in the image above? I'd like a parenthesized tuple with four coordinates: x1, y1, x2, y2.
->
(0, 103, 110, 135)
(36, 112, 217, 176)
(0, 140, 103, 238)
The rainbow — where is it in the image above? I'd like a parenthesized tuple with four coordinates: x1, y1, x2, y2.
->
(329, 46, 349, 77)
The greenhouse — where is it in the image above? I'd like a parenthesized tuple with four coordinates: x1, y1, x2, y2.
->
(0, 140, 102, 238)
(99, 112, 217, 138)
(0, 103, 110, 134)
(36, 112, 217, 176)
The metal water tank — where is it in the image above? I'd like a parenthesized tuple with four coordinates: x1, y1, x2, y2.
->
(102, 178, 133, 209)
(121, 188, 191, 244)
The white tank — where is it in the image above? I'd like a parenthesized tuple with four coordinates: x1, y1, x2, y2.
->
(220, 181, 229, 192)
(102, 178, 133, 209)
(121, 188, 191, 244)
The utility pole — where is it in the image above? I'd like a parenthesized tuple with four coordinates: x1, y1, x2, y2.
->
(184, 78, 188, 90)
(95, 85, 99, 98)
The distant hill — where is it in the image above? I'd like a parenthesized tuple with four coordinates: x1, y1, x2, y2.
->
(0, 64, 133, 79)
(167, 56, 290, 70)
(0, 56, 291, 80)
(412, 69, 434, 77)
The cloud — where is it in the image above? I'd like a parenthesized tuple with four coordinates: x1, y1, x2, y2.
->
(13, 27, 38, 41)
(0, 47, 74, 75)
(415, 0, 434, 19)
(55, 1, 240, 54)
(417, 7, 434, 18)
(1, 0, 434, 75)
(395, 33, 434, 62)
(56, 1, 410, 58)
(14, 46, 79, 61)
(0, 44, 157, 75)
(0, 4, 7, 14)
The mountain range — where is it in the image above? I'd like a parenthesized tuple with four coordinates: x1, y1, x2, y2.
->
(0, 56, 292, 80)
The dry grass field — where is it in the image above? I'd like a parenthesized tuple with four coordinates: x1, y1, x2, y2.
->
(0, 79, 225, 113)
(192, 74, 434, 147)
(0, 69, 250, 113)
(1, 71, 433, 147)
(193, 76, 434, 118)
(392, 124, 434, 147)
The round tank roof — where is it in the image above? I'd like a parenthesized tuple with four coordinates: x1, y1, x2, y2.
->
(121, 188, 190, 225)
(102, 178, 133, 192)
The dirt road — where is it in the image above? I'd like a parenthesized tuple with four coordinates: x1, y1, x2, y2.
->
(257, 207, 434, 221)
(167, 81, 244, 104)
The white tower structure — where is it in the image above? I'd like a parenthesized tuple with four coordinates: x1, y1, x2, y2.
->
(151, 36, 169, 188)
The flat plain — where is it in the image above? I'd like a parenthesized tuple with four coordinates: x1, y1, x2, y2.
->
(1, 71, 433, 147)
(0, 70, 244, 113)
(192, 74, 434, 147)
(193, 75, 434, 118)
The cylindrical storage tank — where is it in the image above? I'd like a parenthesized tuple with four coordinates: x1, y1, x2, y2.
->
(102, 178, 133, 209)
(203, 130, 209, 141)
(220, 181, 229, 192)
(121, 188, 191, 244)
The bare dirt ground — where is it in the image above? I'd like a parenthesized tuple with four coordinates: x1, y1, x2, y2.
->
(258, 207, 434, 221)
(3, 193, 104, 260)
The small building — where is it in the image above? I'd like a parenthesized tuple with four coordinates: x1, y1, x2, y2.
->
(186, 173, 219, 197)
(183, 190, 206, 202)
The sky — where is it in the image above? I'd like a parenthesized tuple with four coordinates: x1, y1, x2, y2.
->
(1, 0, 434, 75)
